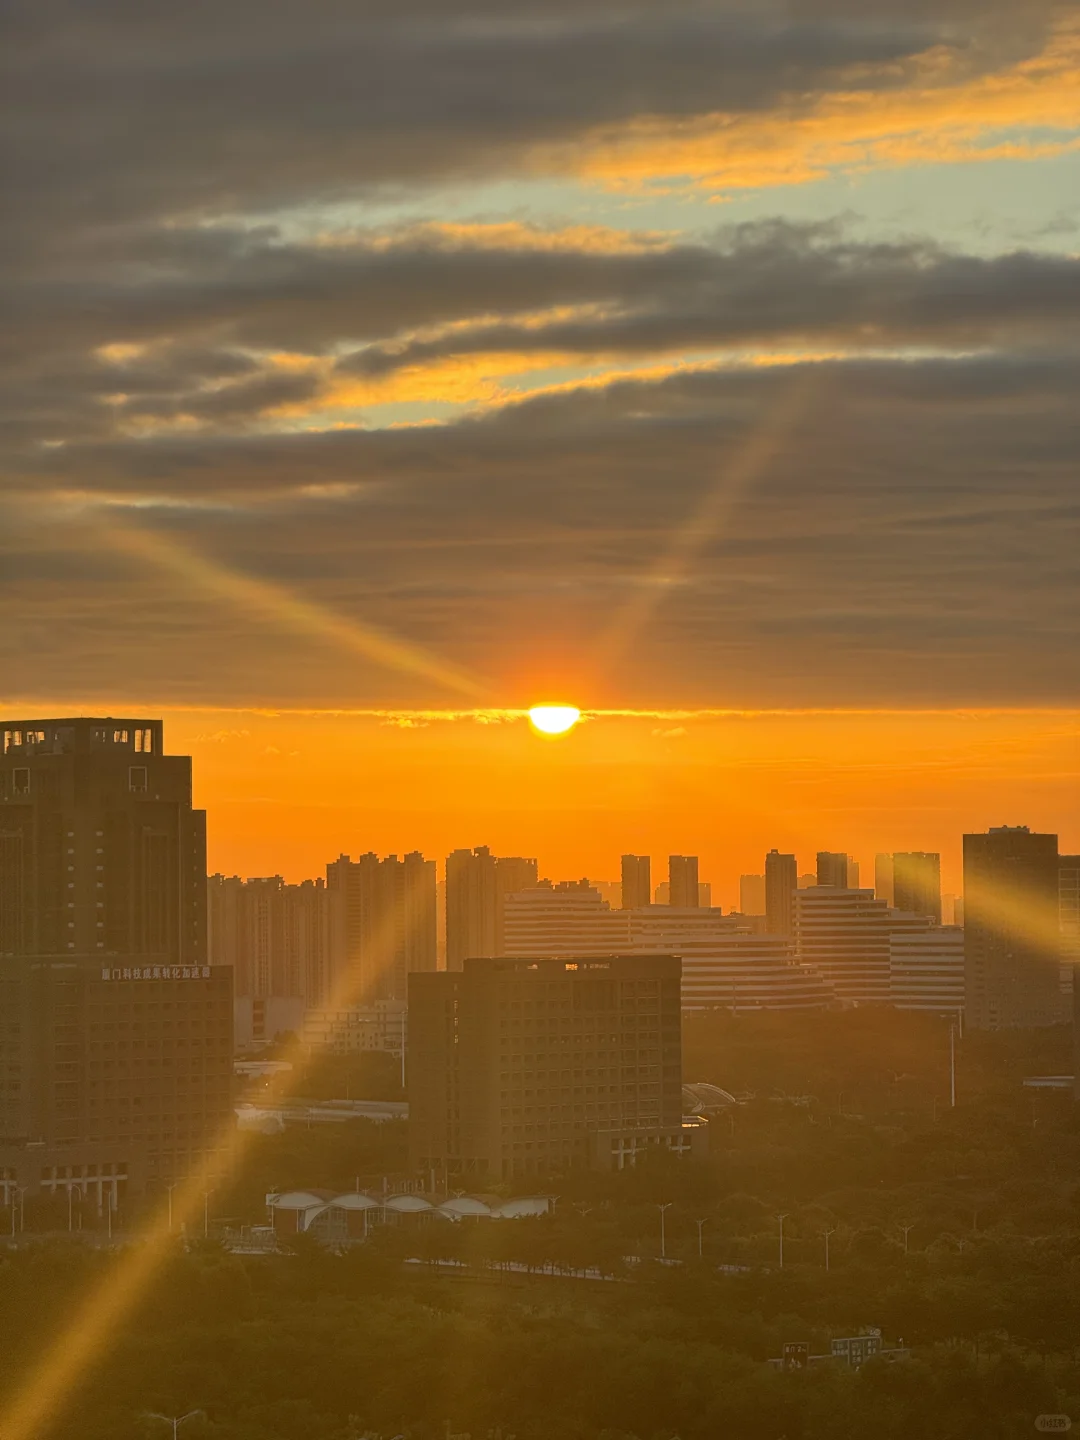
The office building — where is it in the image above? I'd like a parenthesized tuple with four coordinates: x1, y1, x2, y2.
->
(739, 874, 766, 916)
(668, 932, 832, 1013)
(669, 855, 700, 909)
(445, 847, 538, 968)
(765, 851, 798, 935)
(875, 854, 895, 906)
(795, 888, 929, 1006)
(503, 880, 630, 956)
(1067, 857, 1080, 1100)
(964, 827, 1065, 1029)
(889, 926, 964, 1014)
(621, 855, 651, 910)
(0, 955, 233, 1206)
(0, 718, 206, 962)
(816, 852, 849, 889)
(892, 852, 942, 923)
(300, 999, 407, 1057)
(698, 882, 712, 908)
(0, 719, 232, 1204)
(1060, 855, 1080, 970)
(408, 954, 686, 1180)
(326, 851, 436, 1003)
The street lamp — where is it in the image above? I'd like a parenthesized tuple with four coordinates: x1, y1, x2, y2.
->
(657, 1202, 673, 1261)
(777, 1214, 788, 1269)
(166, 1182, 178, 1234)
(949, 1023, 957, 1108)
(694, 1217, 708, 1260)
(144, 1410, 205, 1439)
(202, 1190, 215, 1240)
(823, 1227, 836, 1272)
(900, 1223, 915, 1255)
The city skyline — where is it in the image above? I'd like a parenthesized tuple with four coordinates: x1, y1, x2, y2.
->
(7, 704, 1071, 903)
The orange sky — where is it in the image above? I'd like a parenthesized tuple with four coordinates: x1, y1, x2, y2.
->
(125, 705, 1080, 906)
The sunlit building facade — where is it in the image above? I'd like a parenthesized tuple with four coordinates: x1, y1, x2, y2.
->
(964, 827, 1065, 1029)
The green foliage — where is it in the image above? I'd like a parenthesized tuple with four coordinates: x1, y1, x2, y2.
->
(3, 1011, 1079, 1439)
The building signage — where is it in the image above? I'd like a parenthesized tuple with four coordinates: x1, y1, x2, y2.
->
(831, 1336, 881, 1369)
(101, 966, 212, 981)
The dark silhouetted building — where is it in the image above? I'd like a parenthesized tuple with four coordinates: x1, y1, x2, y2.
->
(816, 852, 849, 888)
(325, 851, 436, 1002)
(0, 718, 205, 962)
(892, 852, 942, 923)
(0, 716, 232, 1205)
(669, 855, 699, 908)
(0, 955, 233, 1208)
(765, 850, 798, 935)
(964, 827, 1065, 1029)
(409, 954, 687, 1180)
(875, 853, 895, 906)
(621, 854, 651, 910)
(445, 847, 538, 968)
(209, 873, 332, 1004)
(739, 874, 765, 916)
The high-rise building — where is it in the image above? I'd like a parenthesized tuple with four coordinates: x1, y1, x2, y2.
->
(621, 855, 651, 910)
(0, 954, 233, 1206)
(698, 881, 712, 908)
(765, 851, 798, 935)
(889, 926, 964, 1014)
(816, 852, 849, 888)
(0, 718, 231, 1204)
(739, 874, 766, 916)
(669, 855, 700, 908)
(408, 954, 686, 1180)
(0, 718, 206, 963)
(326, 851, 436, 1002)
(445, 848, 538, 969)
(208, 874, 332, 1003)
(875, 854, 895, 906)
(964, 827, 1065, 1029)
(892, 852, 942, 923)
(847, 858, 861, 890)
(1066, 857, 1080, 1101)
(1060, 855, 1080, 971)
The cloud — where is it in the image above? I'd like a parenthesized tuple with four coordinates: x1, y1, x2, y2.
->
(3, 1, 1078, 715)
(7, 220, 1080, 454)
(3, 349, 1079, 709)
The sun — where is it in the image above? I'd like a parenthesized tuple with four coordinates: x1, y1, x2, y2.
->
(528, 704, 582, 736)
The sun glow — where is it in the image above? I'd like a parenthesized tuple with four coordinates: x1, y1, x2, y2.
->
(528, 704, 582, 735)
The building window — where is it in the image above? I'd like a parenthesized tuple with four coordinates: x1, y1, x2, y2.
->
(128, 766, 148, 793)
(12, 768, 30, 796)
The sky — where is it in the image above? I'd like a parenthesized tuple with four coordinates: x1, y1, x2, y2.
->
(4, 0, 1079, 885)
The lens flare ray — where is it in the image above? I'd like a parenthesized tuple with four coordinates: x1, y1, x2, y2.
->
(100, 520, 489, 701)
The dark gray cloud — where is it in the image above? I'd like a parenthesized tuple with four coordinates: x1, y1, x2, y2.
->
(3, 0, 1060, 262)
(4, 351, 1078, 707)
(3, 0, 1076, 710)
(6, 223, 1080, 453)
